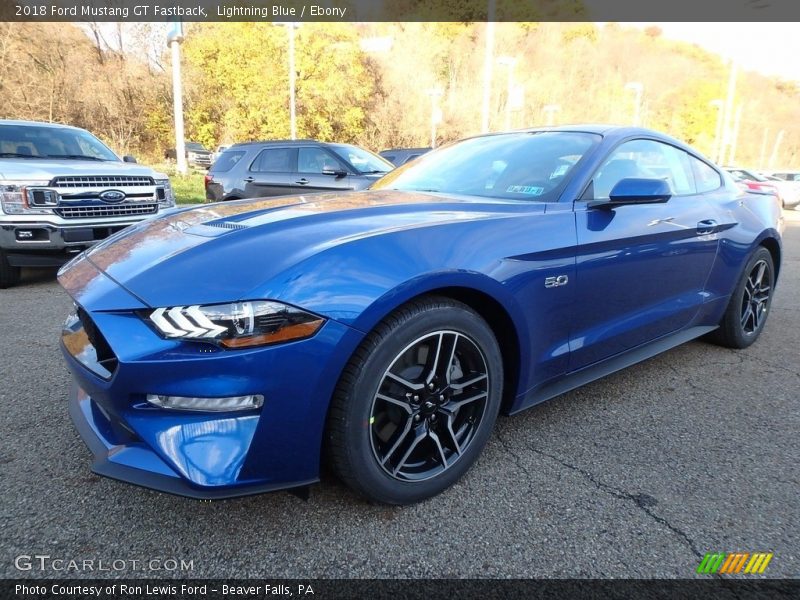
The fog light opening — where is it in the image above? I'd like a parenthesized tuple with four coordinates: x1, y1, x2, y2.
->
(146, 394, 264, 412)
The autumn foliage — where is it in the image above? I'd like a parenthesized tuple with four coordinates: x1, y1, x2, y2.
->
(0, 21, 797, 168)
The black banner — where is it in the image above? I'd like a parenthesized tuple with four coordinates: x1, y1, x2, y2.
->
(1, 0, 800, 23)
(4, 579, 800, 600)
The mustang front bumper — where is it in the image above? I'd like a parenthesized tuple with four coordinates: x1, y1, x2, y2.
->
(60, 255, 364, 499)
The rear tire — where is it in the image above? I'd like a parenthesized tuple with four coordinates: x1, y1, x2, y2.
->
(326, 296, 503, 505)
(708, 246, 774, 349)
(0, 250, 20, 289)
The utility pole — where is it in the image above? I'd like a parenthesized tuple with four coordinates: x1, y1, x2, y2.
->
(709, 99, 724, 163)
(769, 130, 785, 169)
(167, 21, 187, 174)
(624, 82, 643, 126)
(274, 23, 299, 140)
(427, 88, 444, 148)
(729, 104, 742, 166)
(720, 61, 738, 166)
(497, 56, 516, 131)
(759, 128, 769, 170)
(480, 0, 496, 133)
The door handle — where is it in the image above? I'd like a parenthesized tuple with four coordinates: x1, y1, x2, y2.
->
(296, 178, 310, 185)
(243, 177, 254, 183)
(697, 219, 718, 234)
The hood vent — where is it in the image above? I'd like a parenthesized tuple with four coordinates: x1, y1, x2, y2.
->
(182, 219, 251, 238)
(206, 221, 249, 230)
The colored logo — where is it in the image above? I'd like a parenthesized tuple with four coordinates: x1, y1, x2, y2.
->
(697, 552, 773, 575)
(99, 190, 126, 203)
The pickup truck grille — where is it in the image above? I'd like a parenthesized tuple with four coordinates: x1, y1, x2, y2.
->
(51, 175, 155, 188)
(56, 204, 158, 219)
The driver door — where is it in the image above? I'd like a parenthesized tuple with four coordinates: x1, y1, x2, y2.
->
(569, 138, 720, 369)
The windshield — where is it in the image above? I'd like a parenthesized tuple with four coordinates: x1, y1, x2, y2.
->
(330, 144, 393, 174)
(0, 124, 119, 161)
(372, 131, 601, 201)
(186, 142, 207, 151)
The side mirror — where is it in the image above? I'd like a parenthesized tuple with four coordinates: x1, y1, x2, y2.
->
(588, 178, 671, 209)
(123, 155, 138, 164)
(322, 168, 348, 179)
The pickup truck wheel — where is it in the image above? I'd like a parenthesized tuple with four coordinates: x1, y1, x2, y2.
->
(0, 250, 21, 288)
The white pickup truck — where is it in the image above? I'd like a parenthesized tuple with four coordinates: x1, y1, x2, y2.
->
(0, 120, 175, 288)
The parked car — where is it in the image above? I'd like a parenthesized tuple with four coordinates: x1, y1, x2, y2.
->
(211, 144, 231, 165)
(0, 119, 174, 288)
(59, 125, 782, 505)
(380, 147, 431, 166)
(204, 140, 393, 202)
(165, 142, 212, 169)
(767, 170, 800, 182)
(724, 167, 800, 209)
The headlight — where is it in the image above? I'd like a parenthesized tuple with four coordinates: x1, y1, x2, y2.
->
(0, 181, 56, 214)
(154, 178, 175, 208)
(144, 300, 325, 348)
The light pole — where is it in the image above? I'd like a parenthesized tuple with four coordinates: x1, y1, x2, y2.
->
(543, 104, 560, 126)
(426, 88, 444, 148)
(274, 22, 299, 140)
(497, 55, 517, 131)
(709, 99, 724, 163)
(624, 82, 643, 126)
(720, 61, 738, 166)
(481, 0, 496, 133)
(167, 21, 187, 174)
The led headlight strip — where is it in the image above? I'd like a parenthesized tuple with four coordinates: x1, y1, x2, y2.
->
(145, 301, 324, 348)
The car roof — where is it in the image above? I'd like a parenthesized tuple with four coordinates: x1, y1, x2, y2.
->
(230, 139, 323, 148)
(381, 147, 431, 153)
(0, 119, 83, 131)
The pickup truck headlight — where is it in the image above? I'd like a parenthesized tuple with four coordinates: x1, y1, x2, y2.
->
(0, 181, 55, 214)
(154, 178, 175, 208)
(143, 300, 325, 348)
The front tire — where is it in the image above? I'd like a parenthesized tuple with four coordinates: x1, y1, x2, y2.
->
(0, 250, 20, 289)
(708, 246, 775, 349)
(326, 296, 503, 505)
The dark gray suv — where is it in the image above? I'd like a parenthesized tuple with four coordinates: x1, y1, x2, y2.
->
(204, 140, 393, 202)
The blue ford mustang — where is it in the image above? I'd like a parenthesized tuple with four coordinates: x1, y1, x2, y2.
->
(59, 126, 783, 504)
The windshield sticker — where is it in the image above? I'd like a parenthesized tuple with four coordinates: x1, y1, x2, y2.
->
(506, 185, 545, 195)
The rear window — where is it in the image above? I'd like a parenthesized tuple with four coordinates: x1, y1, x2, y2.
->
(212, 150, 245, 173)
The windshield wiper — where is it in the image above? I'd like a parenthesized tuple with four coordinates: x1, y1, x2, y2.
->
(44, 154, 107, 161)
(0, 152, 39, 158)
(361, 170, 389, 174)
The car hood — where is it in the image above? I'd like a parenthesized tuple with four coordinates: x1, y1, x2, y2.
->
(0, 158, 164, 180)
(75, 190, 528, 308)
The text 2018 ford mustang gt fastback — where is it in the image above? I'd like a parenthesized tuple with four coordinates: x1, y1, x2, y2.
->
(59, 126, 783, 504)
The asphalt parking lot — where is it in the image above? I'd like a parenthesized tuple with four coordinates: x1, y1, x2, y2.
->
(1, 211, 798, 579)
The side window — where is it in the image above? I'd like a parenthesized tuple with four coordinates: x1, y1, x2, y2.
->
(298, 147, 341, 174)
(251, 148, 292, 173)
(690, 156, 722, 193)
(590, 139, 696, 199)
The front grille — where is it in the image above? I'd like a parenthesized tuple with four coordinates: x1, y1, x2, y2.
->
(51, 175, 155, 188)
(56, 204, 158, 219)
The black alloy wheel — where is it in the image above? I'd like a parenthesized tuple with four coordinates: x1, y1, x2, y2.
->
(326, 296, 503, 505)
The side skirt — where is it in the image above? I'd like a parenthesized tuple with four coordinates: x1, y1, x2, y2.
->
(508, 325, 718, 415)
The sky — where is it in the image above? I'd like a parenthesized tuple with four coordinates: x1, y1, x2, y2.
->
(622, 22, 800, 83)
